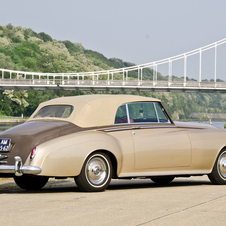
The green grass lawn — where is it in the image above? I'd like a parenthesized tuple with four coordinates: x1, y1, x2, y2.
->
(0, 116, 27, 120)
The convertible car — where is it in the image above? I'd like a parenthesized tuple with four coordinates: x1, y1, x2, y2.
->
(0, 95, 226, 192)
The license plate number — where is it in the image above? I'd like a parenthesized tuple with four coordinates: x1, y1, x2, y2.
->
(0, 139, 11, 152)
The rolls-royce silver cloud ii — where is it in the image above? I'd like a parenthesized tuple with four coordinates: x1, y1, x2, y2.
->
(1, 95, 226, 192)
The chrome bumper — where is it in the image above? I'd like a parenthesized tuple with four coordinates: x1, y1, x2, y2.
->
(0, 156, 41, 176)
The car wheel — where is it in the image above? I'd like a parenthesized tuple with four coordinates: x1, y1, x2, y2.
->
(150, 176, 175, 184)
(208, 149, 226, 185)
(75, 152, 112, 192)
(14, 175, 49, 190)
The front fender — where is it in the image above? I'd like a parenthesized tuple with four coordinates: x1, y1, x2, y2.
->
(27, 131, 122, 177)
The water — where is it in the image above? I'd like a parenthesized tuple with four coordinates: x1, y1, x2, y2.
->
(189, 121, 225, 129)
(0, 123, 24, 133)
(210, 121, 225, 129)
(0, 121, 225, 134)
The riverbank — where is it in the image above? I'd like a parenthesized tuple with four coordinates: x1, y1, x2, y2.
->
(0, 119, 27, 123)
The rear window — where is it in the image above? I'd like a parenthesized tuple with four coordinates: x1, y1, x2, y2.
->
(34, 105, 73, 119)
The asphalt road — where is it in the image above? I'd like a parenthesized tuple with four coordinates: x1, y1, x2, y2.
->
(0, 176, 225, 226)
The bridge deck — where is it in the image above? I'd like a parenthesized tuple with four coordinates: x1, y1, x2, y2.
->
(1, 79, 226, 93)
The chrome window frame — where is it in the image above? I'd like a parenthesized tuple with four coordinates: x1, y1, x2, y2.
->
(125, 103, 130, 123)
(114, 102, 171, 125)
(153, 103, 160, 123)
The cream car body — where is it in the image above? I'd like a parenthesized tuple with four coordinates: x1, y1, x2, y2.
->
(0, 95, 226, 191)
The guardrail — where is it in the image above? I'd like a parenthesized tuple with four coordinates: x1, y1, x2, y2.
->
(1, 79, 226, 92)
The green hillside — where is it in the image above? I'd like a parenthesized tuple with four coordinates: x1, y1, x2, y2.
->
(0, 23, 226, 120)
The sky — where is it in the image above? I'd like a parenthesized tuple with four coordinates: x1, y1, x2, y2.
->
(0, 0, 226, 80)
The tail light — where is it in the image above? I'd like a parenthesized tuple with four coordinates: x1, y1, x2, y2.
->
(30, 147, 37, 160)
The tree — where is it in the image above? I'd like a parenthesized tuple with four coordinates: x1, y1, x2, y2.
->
(37, 32, 52, 42)
(2, 90, 29, 116)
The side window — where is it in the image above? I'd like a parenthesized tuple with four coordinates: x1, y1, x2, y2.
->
(115, 105, 128, 124)
(128, 102, 158, 123)
(155, 103, 169, 123)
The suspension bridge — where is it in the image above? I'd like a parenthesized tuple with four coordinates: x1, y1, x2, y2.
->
(0, 38, 226, 93)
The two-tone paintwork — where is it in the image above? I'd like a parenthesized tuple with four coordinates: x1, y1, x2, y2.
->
(0, 94, 225, 179)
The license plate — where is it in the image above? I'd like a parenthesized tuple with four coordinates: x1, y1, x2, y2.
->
(0, 139, 11, 152)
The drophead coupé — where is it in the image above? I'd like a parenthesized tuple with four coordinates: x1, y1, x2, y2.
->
(0, 95, 226, 192)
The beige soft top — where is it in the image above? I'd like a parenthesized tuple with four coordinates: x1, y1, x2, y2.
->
(28, 95, 160, 127)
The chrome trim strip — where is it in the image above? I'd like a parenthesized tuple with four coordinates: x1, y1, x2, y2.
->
(125, 104, 130, 123)
(132, 127, 141, 129)
(153, 103, 160, 123)
(0, 156, 42, 176)
(139, 125, 177, 129)
(104, 127, 132, 132)
(118, 170, 209, 178)
(104, 125, 177, 132)
(0, 154, 8, 160)
(115, 121, 167, 125)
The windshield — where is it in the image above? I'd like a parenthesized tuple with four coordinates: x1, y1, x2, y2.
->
(33, 105, 74, 119)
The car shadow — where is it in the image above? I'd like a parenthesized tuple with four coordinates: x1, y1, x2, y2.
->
(107, 179, 212, 191)
(0, 178, 212, 194)
(0, 179, 80, 194)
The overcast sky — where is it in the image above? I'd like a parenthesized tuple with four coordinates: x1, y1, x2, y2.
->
(0, 0, 226, 79)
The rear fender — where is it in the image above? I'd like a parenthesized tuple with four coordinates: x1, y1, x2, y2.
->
(27, 131, 122, 177)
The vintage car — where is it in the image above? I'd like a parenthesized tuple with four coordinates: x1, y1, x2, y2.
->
(0, 94, 226, 192)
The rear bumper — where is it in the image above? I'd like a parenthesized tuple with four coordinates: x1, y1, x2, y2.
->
(0, 156, 41, 176)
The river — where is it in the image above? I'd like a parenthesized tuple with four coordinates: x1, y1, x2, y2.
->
(0, 122, 23, 133)
(188, 121, 225, 129)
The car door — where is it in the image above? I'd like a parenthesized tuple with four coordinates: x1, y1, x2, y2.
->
(128, 102, 192, 170)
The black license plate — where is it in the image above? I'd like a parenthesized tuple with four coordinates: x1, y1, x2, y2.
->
(0, 139, 11, 152)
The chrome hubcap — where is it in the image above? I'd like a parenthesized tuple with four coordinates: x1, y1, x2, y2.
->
(86, 156, 109, 187)
(218, 152, 226, 179)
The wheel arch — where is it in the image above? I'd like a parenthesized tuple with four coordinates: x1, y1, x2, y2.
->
(209, 145, 226, 173)
(87, 149, 118, 179)
(208, 146, 226, 184)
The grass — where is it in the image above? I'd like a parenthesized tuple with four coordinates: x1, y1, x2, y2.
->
(0, 117, 22, 119)
(0, 116, 28, 120)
